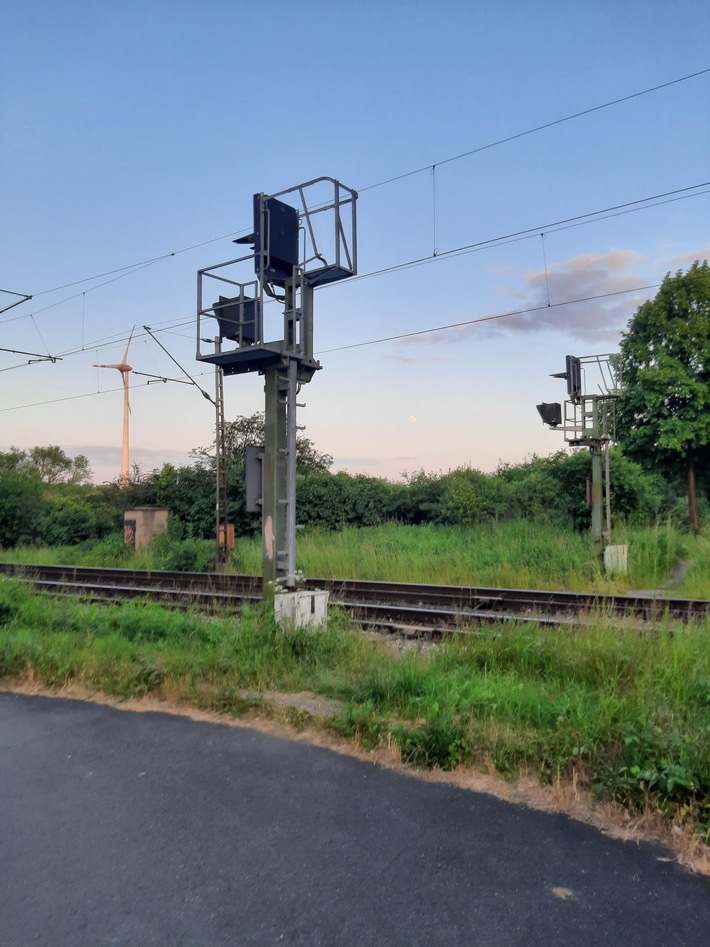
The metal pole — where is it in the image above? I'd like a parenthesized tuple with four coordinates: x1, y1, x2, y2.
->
(285, 359, 297, 584)
(591, 442, 604, 559)
(603, 404, 612, 543)
(214, 348, 229, 567)
(262, 368, 287, 601)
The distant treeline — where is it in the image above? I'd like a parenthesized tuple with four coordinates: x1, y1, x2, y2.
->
(0, 435, 705, 553)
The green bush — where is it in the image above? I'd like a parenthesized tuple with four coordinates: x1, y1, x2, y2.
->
(40, 492, 117, 546)
(0, 473, 43, 547)
(155, 536, 215, 573)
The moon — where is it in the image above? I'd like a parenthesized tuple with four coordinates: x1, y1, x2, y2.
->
(408, 415, 417, 424)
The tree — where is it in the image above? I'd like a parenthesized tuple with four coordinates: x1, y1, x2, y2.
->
(191, 411, 333, 474)
(617, 262, 710, 531)
(25, 444, 91, 484)
(154, 463, 215, 538)
(0, 472, 43, 547)
(0, 445, 94, 486)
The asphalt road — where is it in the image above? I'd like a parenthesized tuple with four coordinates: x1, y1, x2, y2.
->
(1, 692, 708, 946)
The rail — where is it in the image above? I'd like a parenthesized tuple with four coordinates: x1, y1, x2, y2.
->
(0, 563, 708, 635)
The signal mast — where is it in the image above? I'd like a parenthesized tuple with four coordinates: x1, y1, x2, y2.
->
(196, 178, 357, 599)
(537, 354, 622, 559)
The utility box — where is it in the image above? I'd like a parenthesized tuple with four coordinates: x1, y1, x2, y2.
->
(274, 590, 329, 631)
(123, 507, 168, 548)
(219, 523, 236, 550)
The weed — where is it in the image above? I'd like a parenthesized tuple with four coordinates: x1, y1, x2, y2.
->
(397, 708, 471, 770)
(335, 700, 387, 751)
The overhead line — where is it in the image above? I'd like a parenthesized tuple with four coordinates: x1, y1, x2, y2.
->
(0, 285, 658, 407)
(358, 67, 710, 192)
(9, 66, 707, 317)
(31, 228, 252, 298)
(0, 370, 214, 413)
(3, 182, 706, 369)
(143, 325, 216, 405)
(338, 184, 710, 285)
(317, 284, 661, 353)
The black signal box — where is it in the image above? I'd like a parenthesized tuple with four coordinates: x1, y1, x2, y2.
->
(536, 402, 562, 427)
(551, 355, 582, 403)
(254, 195, 299, 285)
(565, 355, 582, 402)
(212, 296, 258, 344)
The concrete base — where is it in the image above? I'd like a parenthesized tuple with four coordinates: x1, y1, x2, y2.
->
(604, 544, 629, 575)
(274, 590, 329, 631)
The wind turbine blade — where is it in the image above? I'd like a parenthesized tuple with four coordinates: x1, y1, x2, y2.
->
(122, 326, 135, 364)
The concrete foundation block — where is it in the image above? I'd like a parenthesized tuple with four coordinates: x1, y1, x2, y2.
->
(604, 544, 629, 575)
(274, 590, 329, 631)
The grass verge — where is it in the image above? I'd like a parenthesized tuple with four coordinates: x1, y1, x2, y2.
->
(5, 520, 707, 595)
(1, 576, 709, 871)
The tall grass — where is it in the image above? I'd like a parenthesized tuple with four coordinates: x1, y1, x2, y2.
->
(284, 521, 705, 595)
(240, 521, 607, 590)
(0, 533, 216, 573)
(2, 520, 709, 597)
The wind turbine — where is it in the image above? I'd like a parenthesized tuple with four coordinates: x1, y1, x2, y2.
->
(95, 328, 134, 488)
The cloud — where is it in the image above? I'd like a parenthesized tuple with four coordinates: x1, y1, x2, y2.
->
(384, 354, 454, 364)
(65, 444, 195, 482)
(495, 249, 648, 342)
(395, 248, 651, 347)
(658, 244, 710, 268)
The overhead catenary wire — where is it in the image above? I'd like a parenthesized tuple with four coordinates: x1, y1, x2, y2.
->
(6, 65, 708, 321)
(0, 289, 32, 315)
(30, 228, 254, 298)
(0, 370, 215, 413)
(0, 180, 705, 378)
(32, 181, 710, 366)
(357, 67, 710, 193)
(335, 183, 710, 286)
(317, 283, 662, 354)
(0, 284, 658, 412)
(142, 325, 216, 405)
(0, 345, 60, 368)
(540, 234, 551, 307)
(2, 65, 708, 373)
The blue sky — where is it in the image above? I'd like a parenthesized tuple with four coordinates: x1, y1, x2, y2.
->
(2, 0, 709, 483)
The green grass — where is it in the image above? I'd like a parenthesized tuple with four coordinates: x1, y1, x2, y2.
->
(258, 520, 705, 596)
(0, 533, 216, 572)
(2, 519, 708, 596)
(1, 576, 709, 843)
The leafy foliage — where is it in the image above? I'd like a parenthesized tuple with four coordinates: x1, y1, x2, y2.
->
(0, 472, 43, 547)
(0, 413, 698, 555)
(192, 410, 333, 474)
(617, 262, 710, 529)
(0, 445, 92, 485)
(39, 488, 118, 545)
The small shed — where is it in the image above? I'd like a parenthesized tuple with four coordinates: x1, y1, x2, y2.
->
(124, 507, 169, 548)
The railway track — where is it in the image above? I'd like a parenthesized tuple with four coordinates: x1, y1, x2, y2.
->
(1, 562, 709, 634)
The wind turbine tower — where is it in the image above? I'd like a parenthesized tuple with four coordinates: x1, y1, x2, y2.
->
(95, 328, 134, 488)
